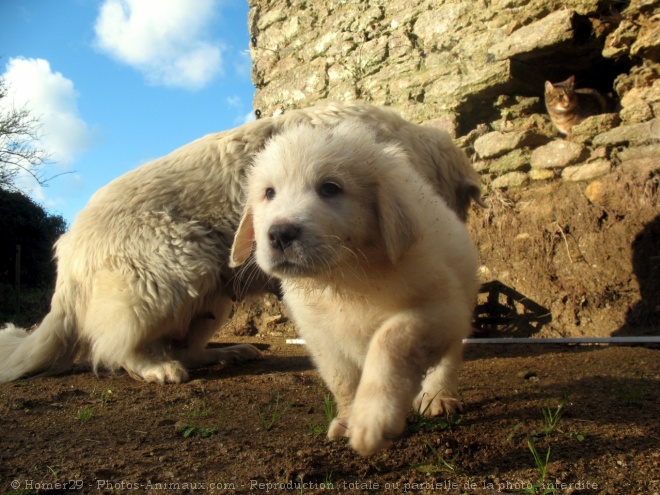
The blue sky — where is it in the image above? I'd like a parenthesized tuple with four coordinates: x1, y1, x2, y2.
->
(1, 0, 255, 225)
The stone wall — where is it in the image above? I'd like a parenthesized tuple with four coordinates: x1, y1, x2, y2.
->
(245, 0, 660, 337)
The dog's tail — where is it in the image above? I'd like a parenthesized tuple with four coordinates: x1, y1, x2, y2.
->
(0, 294, 80, 383)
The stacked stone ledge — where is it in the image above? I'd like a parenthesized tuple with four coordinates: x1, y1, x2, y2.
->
(248, 0, 660, 195)
(476, 117, 659, 191)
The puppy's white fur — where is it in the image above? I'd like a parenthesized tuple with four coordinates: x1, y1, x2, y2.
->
(231, 122, 479, 455)
(0, 101, 481, 384)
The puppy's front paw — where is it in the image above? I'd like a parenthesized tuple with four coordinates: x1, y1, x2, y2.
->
(327, 417, 350, 439)
(217, 344, 263, 364)
(139, 361, 189, 384)
(348, 407, 406, 456)
(413, 390, 462, 416)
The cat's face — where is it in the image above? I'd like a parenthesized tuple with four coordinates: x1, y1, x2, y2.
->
(545, 77, 577, 113)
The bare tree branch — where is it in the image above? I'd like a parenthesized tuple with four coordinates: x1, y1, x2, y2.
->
(0, 75, 54, 191)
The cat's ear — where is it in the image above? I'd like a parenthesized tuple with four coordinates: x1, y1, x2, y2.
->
(567, 75, 575, 87)
(545, 81, 554, 92)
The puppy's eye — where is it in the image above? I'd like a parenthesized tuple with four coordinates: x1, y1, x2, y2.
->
(265, 187, 276, 200)
(319, 182, 342, 198)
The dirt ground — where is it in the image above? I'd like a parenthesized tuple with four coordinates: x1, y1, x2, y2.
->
(1, 333, 658, 495)
(2, 171, 659, 495)
(467, 169, 660, 341)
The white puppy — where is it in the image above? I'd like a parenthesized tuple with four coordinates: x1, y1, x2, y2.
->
(230, 122, 479, 456)
(0, 101, 482, 385)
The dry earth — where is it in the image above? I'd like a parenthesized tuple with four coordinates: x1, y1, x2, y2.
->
(1, 333, 658, 495)
(1, 171, 658, 495)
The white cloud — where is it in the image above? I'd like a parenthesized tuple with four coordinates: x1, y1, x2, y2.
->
(94, 0, 223, 90)
(242, 110, 255, 125)
(226, 95, 241, 109)
(1, 57, 95, 173)
(225, 96, 255, 126)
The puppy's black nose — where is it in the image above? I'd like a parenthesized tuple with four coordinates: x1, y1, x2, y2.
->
(268, 223, 301, 252)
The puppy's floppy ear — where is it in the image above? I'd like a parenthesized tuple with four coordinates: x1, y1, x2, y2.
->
(230, 207, 255, 267)
(456, 179, 487, 221)
(376, 153, 420, 263)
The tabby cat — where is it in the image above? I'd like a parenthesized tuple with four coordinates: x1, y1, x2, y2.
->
(544, 75, 610, 135)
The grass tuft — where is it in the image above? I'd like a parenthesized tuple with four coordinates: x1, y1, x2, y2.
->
(308, 394, 337, 436)
(614, 376, 645, 407)
(411, 440, 459, 474)
(176, 423, 220, 438)
(259, 392, 289, 432)
(524, 439, 557, 495)
(77, 405, 94, 422)
(541, 398, 566, 435)
(407, 395, 462, 433)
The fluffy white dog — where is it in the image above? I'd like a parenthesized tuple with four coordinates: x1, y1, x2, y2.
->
(0, 101, 482, 384)
(230, 122, 479, 455)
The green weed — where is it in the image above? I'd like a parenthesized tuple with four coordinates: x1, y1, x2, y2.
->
(176, 422, 220, 438)
(614, 376, 644, 406)
(88, 387, 113, 407)
(565, 426, 586, 442)
(412, 440, 459, 474)
(529, 399, 568, 441)
(507, 422, 524, 441)
(176, 400, 222, 438)
(323, 394, 336, 425)
(408, 396, 461, 433)
(541, 398, 566, 435)
(308, 394, 337, 436)
(99, 389, 113, 405)
(186, 400, 210, 419)
(524, 440, 557, 495)
(259, 392, 289, 431)
(46, 465, 60, 478)
(77, 405, 94, 422)
(307, 419, 326, 436)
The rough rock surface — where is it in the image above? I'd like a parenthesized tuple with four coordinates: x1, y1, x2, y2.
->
(247, 0, 660, 338)
(530, 140, 587, 169)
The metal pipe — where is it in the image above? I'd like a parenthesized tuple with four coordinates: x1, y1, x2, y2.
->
(462, 336, 660, 344)
(286, 336, 660, 345)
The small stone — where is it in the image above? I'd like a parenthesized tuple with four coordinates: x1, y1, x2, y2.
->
(620, 80, 660, 109)
(492, 171, 529, 189)
(473, 160, 490, 173)
(531, 140, 587, 169)
(474, 131, 527, 159)
(570, 113, 620, 143)
(617, 144, 660, 161)
(602, 19, 637, 59)
(620, 103, 654, 125)
(592, 118, 660, 147)
(264, 314, 285, 324)
(561, 160, 611, 182)
(530, 168, 555, 181)
(584, 180, 605, 204)
(488, 149, 531, 174)
(630, 15, 660, 60)
(488, 10, 575, 61)
(256, 8, 287, 31)
(589, 147, 608, 159)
